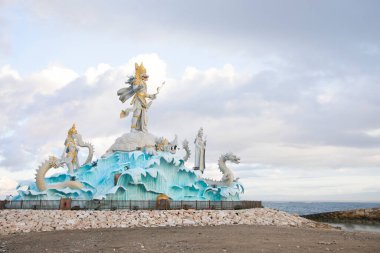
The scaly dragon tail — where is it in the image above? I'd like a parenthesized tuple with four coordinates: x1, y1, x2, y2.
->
(35, 156, 85, 191)
(35, 156, 60, 191)
(75, 134, 94, 165)
(182, 139, 191, 162)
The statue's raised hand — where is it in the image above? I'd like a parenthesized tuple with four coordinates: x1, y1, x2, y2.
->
(120, 108, 132, 118)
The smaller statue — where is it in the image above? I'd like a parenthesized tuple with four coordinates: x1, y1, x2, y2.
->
(194, 127, 206, 173)
(63, 124, 80, 178)
(35, 124, 94, 191)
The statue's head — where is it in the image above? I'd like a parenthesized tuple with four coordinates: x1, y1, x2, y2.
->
(68, 123, 77, 136)
(134, 62, 149, 84)
(197, 127, 203, 138)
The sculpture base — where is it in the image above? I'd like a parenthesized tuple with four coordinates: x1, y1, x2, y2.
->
(14, 151, 243, 201)
(105, 131, 157, 156)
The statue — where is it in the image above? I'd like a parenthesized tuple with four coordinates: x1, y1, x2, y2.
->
(117, 63, 164, 133)
(194, 127, 206, 173)
(104, 63, 165, 155)
(63, 124, 80, 177)
(15, 63, 245, 201)
(34, 124, 94, 191)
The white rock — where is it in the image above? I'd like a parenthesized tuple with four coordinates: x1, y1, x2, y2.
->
(0, 208, 324, 235)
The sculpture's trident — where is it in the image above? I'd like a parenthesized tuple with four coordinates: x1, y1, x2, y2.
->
(147, 81, 165, 109)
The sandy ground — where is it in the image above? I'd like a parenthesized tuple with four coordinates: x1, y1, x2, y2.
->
(0, 225, 379, 253)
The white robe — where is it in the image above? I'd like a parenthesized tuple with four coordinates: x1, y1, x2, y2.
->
(194, 137, 206, 173)
(117, 80, 149, 133)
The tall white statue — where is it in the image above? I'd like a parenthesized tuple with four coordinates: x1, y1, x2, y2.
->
(194, 127, 206, 173)
(105, 63, 165, 155)
(117, 63, 161, 133)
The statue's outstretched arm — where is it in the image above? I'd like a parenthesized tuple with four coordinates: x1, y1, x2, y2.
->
(148, 81, 165, 100)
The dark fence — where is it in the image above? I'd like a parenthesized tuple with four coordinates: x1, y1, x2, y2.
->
(0, 199, 262, 211)
(2, 200, 61, 210)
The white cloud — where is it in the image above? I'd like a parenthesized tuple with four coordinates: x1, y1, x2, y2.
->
(365, 129, 380, 137)
(85, 63, 112, 85)
(0, 64, 21, 80)
(182, 64, 250, 87)
(29, 64, 79, 94)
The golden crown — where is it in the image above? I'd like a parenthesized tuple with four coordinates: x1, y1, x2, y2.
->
(68, 123, 77, 135)
(134, 63, 147, 84)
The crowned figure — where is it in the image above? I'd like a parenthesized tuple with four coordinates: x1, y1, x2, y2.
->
(117, 63, 157, 133)
(62, 124, 80, 178)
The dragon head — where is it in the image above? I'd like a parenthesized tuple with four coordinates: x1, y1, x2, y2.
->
(155, 135, 178, 154)
(222, 153, 241, 164)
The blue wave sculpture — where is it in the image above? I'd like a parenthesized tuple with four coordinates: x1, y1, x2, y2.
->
(13, 63, 245, 202)
(15, 151, 243, 201)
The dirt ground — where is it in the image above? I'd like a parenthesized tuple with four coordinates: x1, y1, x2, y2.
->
(0, 225, 379, 253)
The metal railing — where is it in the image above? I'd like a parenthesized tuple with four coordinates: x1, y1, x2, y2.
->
(2, 200, 61, 210)
(0, 199, 262, 211)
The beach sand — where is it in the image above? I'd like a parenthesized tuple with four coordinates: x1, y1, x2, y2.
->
(1, 225, 379, 253)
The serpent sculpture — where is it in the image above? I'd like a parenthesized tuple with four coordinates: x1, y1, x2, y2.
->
(182, 139, 191, 162)
(203, 153, 240, 187)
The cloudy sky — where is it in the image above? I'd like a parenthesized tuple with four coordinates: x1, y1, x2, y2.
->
(1, 0, 380, 201)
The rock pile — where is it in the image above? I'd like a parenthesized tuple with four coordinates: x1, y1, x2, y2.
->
(0, 208, 328, 235)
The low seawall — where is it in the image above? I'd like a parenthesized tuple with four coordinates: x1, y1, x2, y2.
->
(0, 199, 262, 211)
(302, 208, 380, 224)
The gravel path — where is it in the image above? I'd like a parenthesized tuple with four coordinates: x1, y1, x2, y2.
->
(1, 225, 379, 253)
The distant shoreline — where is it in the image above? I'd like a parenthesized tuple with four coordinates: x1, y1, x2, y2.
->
(263, 201, 380, 216)
(302, 207, 380, 225)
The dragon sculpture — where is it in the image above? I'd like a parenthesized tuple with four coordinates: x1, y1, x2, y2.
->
(155, 135, 178, 154)
(182, 139, 191, 162)
(35, 124, 94, 191)
(202, 153, 240, 187)
(156, 136, 191, 162)
(154, 136, 192, 163)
